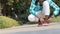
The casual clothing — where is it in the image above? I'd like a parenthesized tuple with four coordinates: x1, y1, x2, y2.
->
(29, 0, 60, 16)
(29, 0, 42, 15)
(28, 1, 50, 22)
(36, 1, 50, 18)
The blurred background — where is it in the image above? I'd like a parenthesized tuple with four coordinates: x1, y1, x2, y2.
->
(0, 0, 60, 27)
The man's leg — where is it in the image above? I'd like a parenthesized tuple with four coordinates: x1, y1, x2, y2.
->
(36, 11, 44, 26)
(43, 1, 50, 25)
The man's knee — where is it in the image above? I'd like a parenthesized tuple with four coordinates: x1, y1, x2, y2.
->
(43, 1, 49, 5)
(43, 1, 50, 16)
(28, 14, 39, 22)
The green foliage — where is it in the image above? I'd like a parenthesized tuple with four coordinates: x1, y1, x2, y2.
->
(0, 16, 23, 29)
(53, 0, 60, 6)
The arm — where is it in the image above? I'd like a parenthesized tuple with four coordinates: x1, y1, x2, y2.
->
(48, 0, 60, 16)
(29, 0, 37, 15)
(46, 0, 60, 21)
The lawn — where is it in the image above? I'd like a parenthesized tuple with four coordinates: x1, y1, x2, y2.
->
(52, 16, 60, 22)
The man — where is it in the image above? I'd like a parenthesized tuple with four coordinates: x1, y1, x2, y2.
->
(29, 0, 50, 26)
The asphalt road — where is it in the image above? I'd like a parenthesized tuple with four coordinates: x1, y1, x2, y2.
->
(8, 28, 60, 34)
(0, 22, 60, 34)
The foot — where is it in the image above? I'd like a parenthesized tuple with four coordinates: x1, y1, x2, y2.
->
(42, 20, 49, 26)
(42, 23, 49, 26)
(38, 19, 43, 27)
(38, 21, 42, 26)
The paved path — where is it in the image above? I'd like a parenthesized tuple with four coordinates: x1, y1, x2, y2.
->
(0, 22, 60, 34)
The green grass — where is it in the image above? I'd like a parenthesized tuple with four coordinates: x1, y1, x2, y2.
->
(52, 16, 60, 22)
(0, 16, 23, 29)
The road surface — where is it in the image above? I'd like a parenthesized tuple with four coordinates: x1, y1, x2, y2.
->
(0, 22, 60, 34)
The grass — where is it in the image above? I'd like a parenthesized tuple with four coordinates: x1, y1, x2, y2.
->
(0, 16, 23, 29)
(52, 16, 60, 22)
